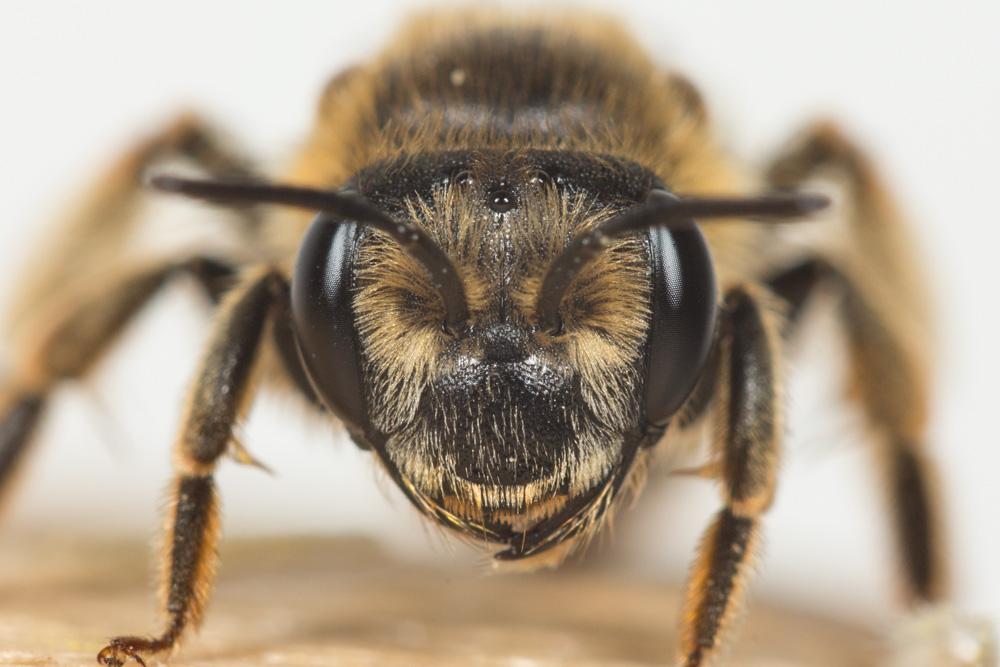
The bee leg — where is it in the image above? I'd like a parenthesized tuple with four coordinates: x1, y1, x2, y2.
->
(9, 111, 258, 335)
(678, 285, 783, 667)
(765, 120, 945, 604)
(96, 267, 286, 667)
(0, 257, 236, 514)
(838, 273, 943, 602)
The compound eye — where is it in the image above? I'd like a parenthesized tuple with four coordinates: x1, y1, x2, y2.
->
(290, 213, 366, 430)
(643, 221, 718, 426)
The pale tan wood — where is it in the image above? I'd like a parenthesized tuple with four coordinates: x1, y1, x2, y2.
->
(0, 534, 878, 666)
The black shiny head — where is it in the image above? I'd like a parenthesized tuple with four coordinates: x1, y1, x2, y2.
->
(150, 161, 826, 560)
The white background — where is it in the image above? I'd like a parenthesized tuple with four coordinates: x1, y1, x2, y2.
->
(1, 0, 997, 632)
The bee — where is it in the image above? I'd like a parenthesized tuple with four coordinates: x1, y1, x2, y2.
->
(0, 10, 948, 667)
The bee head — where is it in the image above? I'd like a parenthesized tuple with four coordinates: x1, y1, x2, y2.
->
(293, 150, 717, 561)
(150, 153, 824, 562)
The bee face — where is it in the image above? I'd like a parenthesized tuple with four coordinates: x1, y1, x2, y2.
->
(290, 149, 719, 558)
(352, 151, 655, 545)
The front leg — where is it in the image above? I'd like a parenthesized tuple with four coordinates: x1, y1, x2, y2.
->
(678, 285, 783, 667)
(97, 267, 287, 667)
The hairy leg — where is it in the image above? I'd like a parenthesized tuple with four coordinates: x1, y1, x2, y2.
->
(1, 111, 255, 516)
(8, 111, 258, 341)
(678, 285, 783, 667)
(0, 257, 236, 515)
(96, 267, 287, 666)
(764, 120, 946, 603)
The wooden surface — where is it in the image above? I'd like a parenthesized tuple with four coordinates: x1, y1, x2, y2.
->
(0, 534, 881, 666)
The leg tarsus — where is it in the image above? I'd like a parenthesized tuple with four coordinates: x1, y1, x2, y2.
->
(97, 629, 179, 667)
(887, 441, 941, 602)
(680, 508, 759, 667)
